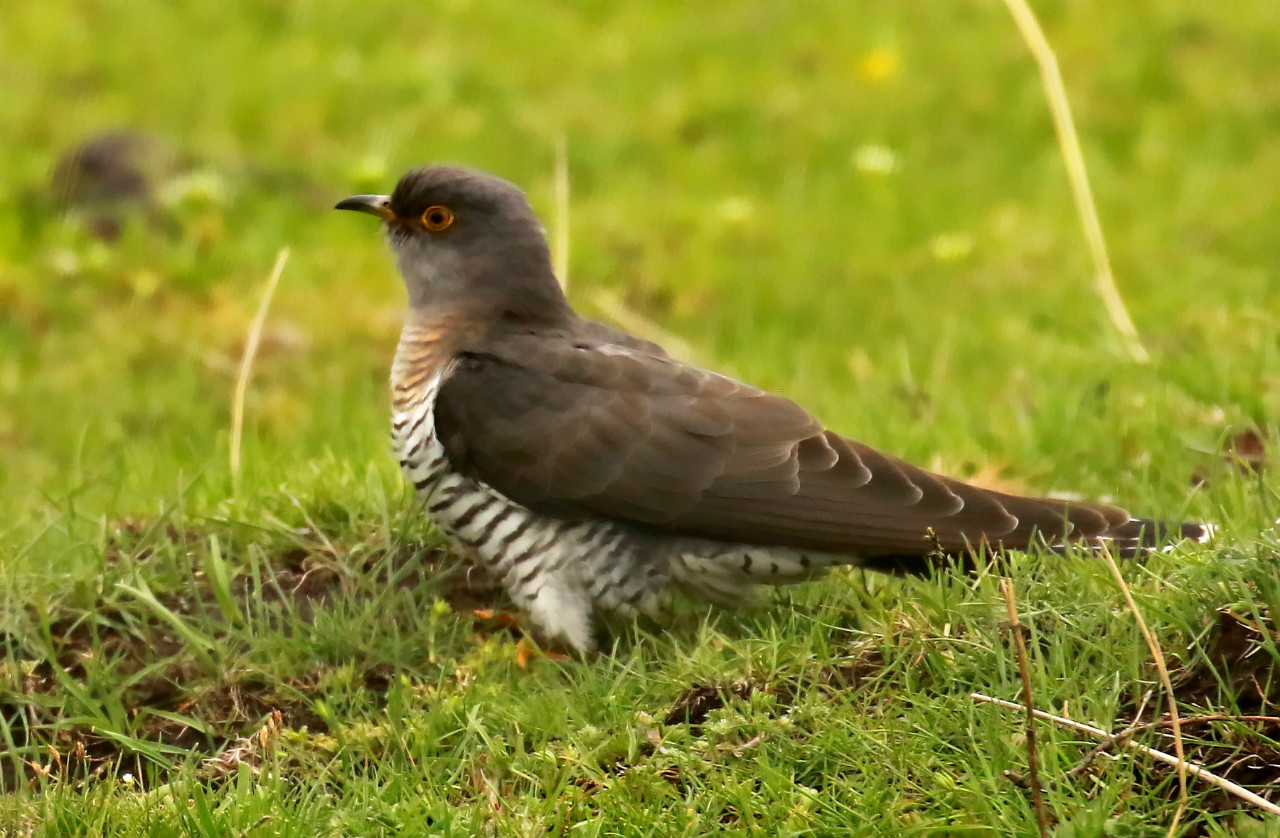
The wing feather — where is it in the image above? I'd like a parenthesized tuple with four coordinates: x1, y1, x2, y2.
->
(432, 332, 1129, 555)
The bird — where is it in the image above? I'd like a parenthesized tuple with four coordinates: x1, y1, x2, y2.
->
(336, 165, 1211, 654)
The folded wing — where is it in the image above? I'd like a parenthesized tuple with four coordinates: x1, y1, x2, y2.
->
(433, 332, 1141, 557)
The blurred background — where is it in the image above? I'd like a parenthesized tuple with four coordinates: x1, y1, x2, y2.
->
(2, 0, 1278, 551)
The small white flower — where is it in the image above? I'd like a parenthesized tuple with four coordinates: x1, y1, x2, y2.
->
(929, 232, 974, 262)
(852, 144, 900, 175)
(715, 196, 755, 224)
(48, 247, 80, 277)
(158, 170, 231, 209)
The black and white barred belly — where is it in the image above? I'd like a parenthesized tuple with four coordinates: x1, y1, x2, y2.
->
(391, 368, 842, 651)
(391, 368, 671, 651)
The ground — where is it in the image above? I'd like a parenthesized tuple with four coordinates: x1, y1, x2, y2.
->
(2, 1, 1279, 834)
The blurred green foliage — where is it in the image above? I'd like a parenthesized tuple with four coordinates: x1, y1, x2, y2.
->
(2, 0, 1277, 537)
(1, 1, 1279, 831)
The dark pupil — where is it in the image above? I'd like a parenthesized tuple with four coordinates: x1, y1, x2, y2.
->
(428, 210, 444, 225)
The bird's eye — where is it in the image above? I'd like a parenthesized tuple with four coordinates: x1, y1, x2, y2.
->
(421, 205, 455, 232)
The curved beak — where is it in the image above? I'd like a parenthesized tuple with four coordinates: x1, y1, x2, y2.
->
(334, 194, 394, 221)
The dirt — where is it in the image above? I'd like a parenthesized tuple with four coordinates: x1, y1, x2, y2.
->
(1147, 607, 1279, 818)
(1191, 427, 1268, 487)
(657, 606, 1280, 824)
(661, 645, 886, 734)
(1094, 605, 1280, 826)
(1, 517, 508, 793)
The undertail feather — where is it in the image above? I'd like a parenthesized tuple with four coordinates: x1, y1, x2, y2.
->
(1090, 517, 1214, 558)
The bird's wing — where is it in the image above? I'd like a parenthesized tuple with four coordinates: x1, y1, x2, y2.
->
(432, 332, 1130, 555)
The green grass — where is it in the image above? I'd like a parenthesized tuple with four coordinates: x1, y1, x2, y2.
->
(3, 0, 1280, 833)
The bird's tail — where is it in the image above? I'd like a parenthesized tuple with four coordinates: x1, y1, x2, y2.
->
(1094, 517, 1214, 559)
(859, 514, 1213, 576)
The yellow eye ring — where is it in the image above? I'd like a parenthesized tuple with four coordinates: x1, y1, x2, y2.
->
(422, 205, 455, 232)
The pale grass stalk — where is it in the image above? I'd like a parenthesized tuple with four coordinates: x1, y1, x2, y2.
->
(591, 288, 699, 363)
(1001, 0, 1149, 363)
(972, 693, 1280, 816)
(1068, 712, 1280, 779)
(1065, 689, 1151, 778)
(553, 135, 570, 289)
(230, 247, 291, 486)
(1097, 543, 1186, 835)
(1000, 579, 1051, 838)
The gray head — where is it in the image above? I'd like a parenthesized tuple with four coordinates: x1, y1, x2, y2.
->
(336, 165, 571, 323)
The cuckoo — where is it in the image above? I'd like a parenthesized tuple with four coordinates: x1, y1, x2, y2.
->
(336, 165, 1210, 653)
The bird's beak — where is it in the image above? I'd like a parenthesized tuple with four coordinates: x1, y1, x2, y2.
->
(334, 194, 394, 221)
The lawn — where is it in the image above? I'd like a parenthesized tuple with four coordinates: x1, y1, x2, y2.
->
(2, 0, 1279, 834)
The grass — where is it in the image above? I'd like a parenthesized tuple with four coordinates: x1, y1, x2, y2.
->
(2, 0, 1280, 833)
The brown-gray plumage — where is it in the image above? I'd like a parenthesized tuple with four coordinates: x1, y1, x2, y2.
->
(337, 164, 1211, 653)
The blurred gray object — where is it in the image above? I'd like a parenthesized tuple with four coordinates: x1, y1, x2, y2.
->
(49, 130, 180, 239)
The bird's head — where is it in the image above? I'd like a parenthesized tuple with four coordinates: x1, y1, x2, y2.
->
(336, 165, 569, 321)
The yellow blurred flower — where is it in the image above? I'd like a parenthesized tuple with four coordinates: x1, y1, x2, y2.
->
(855, 46, 900, 83)
(348, 153, 389, 191)
(847, 347, 875, 381)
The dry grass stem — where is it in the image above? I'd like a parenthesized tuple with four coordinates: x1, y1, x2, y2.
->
(1143, 714, 1280, 734)
(1098, 543, 1187, 835)
(1066, 689, 1153, 779)
(1000, 579, 1051, 837)
(553, 135, 570, 289)
(1067, 711, 1280, 779)
(230, 246, 291, 486)
(1001, 0, 1148, 364)
(972, 694, 1280, 817)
